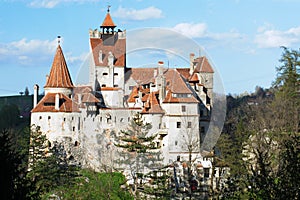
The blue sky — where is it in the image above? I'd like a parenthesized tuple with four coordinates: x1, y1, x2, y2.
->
(1, 0, 300, 96)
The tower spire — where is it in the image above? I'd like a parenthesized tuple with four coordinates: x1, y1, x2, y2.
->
(57, 35, 61, 45)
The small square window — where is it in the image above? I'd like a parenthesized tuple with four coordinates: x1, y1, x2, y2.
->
(48, 116, 51, 120)
(188, 122, 192, 128)
(39, 116, 42, 120)
(182, 105, 186, 112)
(177, 122, 181, 128)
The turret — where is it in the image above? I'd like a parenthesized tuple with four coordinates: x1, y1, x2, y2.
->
(44, 37, 74, 97)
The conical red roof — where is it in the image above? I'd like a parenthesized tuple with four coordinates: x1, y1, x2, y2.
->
(45, 45, 74, 88)
(100, 12, 116, 27)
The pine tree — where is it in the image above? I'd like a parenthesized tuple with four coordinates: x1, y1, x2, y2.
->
(26, 125, 79, 199)
(115, 112, 166, 199)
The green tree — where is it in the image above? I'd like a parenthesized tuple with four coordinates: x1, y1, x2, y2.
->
(26, 125, 79, 199)
(115, 112, 165, 199)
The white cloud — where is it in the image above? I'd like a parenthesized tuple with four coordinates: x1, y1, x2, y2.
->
(0, 38, 88, 66)
(0, 38, 57, 65)
(112, 6, 163, 21)
(254, 26, 300, 48)
(172, 22, 243, 41)
(173, 23, 208, 38)
(28, 0, 100, 8)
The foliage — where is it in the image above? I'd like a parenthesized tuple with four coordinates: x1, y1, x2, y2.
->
(115, 112, 168, 199)
(26, 125, 80, 199)
(50, 169, 133, 200)
(0, 104, 30, 199)
(217, 47, 300, 199)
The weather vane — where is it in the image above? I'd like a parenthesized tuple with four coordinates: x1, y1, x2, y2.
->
(107, 5, 111, 12)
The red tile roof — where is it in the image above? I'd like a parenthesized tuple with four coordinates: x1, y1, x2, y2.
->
(100, 87, 121, 91)
(189, 73, 199, 83)
(194, 56, 214, 73)
(44, 45, 74, 88)
(176, 68, 190, 79)
(73, 93, 100, 103)
(90, 37, 126, 67)
(127, 68, 193, 94)
(31, 93, 80, 113)
(141, 92, 165, 114)
(163, 90, 199, 103)
(73, 85, 92, 94)
(127, 86, 139, 103)
(101, 12, 116, 28)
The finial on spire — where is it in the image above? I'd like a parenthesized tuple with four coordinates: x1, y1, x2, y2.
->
(107, 5, 111, 12)
(57, 36, 61, 45)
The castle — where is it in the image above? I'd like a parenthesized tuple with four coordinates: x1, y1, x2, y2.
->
(31, 8, 214, 171)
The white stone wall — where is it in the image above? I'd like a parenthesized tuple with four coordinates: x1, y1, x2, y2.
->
(31, 112, 81, 144)
(101, 89, 124, 107)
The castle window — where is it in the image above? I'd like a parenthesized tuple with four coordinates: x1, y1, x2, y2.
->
(204, 168, 210, 178)
(188, 121, 192, 128)
(175, 141, 178, 146)
(114, 73, 118, 76)
(74, 141, 79, 147)
(63, 118, 66, 122)
(103, 72, 108, 76)
(39, 116, 42, 120)
(177, 122, 181, 128)
(48, 116, 51, 120)
(181, 105, 186, 112)
(114, 84, 119, 87)
(120, 118, 123, 122)
(100, 117, 102, 122)
(102, 84, 106, 87)
(72, 117, 74, 121)
(72, 126, 75, 131)
(128, 117, 130, 122)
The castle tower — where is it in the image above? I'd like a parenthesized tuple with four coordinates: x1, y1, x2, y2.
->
(44, 41, 74, 97)
(89, 7, 126, 107)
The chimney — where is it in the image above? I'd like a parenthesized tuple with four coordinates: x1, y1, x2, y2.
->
(153, 69, 157, 77)
(78, 93, 82, 105)
(189, 53, 195, 75)
(158, 61, 164, 76)
(33, 84, 39, 108)
(55, 93, 60, 110)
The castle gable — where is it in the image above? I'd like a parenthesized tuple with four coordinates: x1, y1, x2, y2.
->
(31, 93, 80, 113)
